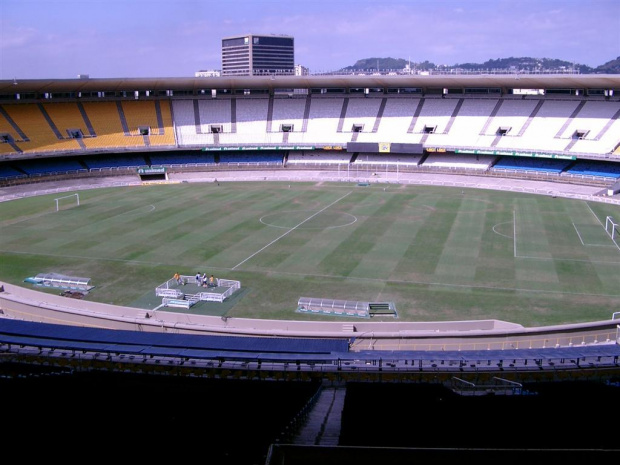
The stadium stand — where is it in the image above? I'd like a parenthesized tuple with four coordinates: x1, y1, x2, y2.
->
(1, 74, 620, 461)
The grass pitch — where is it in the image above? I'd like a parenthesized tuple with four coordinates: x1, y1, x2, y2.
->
(1, 180, 619, 327)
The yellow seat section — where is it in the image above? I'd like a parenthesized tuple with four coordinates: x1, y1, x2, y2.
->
(121, 100, 176, 146)
(81, 101, 144, 149)
(151, 100, 176, 146)
(0, 142, 17, 155)
(2, 104, 81, 153)
(42, 102, 90, 139)
(0, 107, 22, 142)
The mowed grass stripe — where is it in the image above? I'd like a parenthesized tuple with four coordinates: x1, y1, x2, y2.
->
(347, 192, 423, 280)
(514, 198, 560, 290)
(394, 195, 458, 281)
(475, 206, 516, 288)
(309, 191, 402, 278)
(104, 185, 299, 265)
(433, 197, 488, 286)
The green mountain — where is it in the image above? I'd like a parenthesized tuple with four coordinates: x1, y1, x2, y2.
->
(340, 56, 619, 74)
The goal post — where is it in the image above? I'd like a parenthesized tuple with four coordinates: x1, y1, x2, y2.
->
(55, 193, 80, 212)
(605, 216, 618, 241)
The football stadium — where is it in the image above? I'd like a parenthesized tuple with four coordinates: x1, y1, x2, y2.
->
(1, 74, 620, 462)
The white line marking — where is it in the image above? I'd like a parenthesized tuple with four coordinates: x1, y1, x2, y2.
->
(232, 191, 352, 270)
(573, 222, 585, 245)
(491, 221, 513, 239)
(585, 201, 604, 226)
(513, 209, 517, 258)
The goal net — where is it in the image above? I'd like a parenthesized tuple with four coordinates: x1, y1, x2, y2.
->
(55, 193, 80, 212)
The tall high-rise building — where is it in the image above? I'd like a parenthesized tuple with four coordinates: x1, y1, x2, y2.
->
(221, 34, 294, 76)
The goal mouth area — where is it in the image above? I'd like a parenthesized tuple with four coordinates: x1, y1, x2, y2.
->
(54, 193, 80, 211)
(605, 216, 619, 241)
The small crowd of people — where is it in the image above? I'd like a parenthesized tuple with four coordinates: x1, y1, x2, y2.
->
(173, 272, 216, 288)
(195, 272, 216, 288)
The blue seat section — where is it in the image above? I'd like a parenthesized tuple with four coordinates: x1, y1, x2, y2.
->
(566, 160, 620, 178)
(82, 154, 147, 169)
(2, 318, 620, 365)
(219, 151, 283, 164)
(355, 345, 620, 361)
(0, 165, 26, 180)
(0, 318, 349, 355)
(148, 151, 216, 165)
(15, 157, 86, 175)
(493, 157, 570, 173)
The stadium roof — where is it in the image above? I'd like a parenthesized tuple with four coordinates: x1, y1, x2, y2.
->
(2, 74, 620, 94)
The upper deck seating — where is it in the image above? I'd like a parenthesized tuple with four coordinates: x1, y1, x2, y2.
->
(271, 97, 306, 133)
(342, 98, 382, 134)
(495, 99, 580, 152)
(121, 100, 176, 147)
(81, 102, 143, 149)
(303, 97, 350, 144)
(444, 98, 500, 147)
(412, 98, 458, 134)
(1, 103, 82, 153)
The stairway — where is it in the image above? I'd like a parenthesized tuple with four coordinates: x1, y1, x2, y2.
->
(292, 383, 346, 446)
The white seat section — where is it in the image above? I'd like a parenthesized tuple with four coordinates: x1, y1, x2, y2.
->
(447, 98, 500, 147)
(173, 100, 215, 146)
(304, 97, 350, 144)
(271, 98, 306, 133)
(200, 99, 233, 134)
(167, 95, 619, 157)
(342, 97, 382, 133)
(570, 116, 620, 155)
(372, 98, 422, 144)
(498, 99, 580, 152)
(559, 100, 619, 139)
(235, 98, 269, 135)
(412, 98, 458, 134)
(484, 99, 538, 137)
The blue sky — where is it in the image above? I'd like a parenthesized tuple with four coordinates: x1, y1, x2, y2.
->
(1, 0, 619, 79)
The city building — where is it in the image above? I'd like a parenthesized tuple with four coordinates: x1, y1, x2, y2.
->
(195, 70, 221, 77)
(221, 34, 294, 76)
(295, 64, 309, 76)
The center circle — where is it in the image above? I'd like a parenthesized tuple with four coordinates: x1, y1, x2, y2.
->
(260, 210, 358, 230)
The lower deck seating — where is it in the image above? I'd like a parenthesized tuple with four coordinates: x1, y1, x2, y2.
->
(492, 157, 571, 174)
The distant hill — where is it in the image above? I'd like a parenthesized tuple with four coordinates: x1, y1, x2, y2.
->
(340, 56, 620, 74)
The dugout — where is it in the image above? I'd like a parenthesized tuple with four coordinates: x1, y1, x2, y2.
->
(607, 179, 620, 196)
(137, 166, 167, 181)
